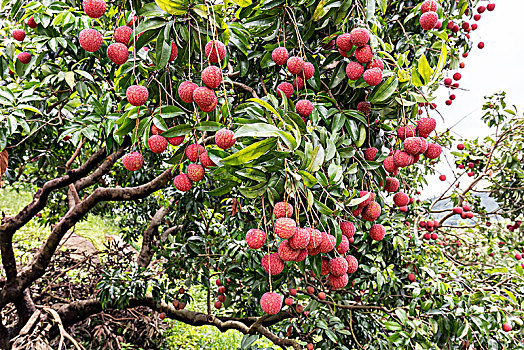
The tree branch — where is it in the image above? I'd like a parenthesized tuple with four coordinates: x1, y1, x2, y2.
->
(137, 206, 170, 268)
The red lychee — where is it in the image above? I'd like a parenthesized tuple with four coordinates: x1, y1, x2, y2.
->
(178, 81, 198, 103)
(114, 26, 133, 46)
(477, 6, 486, 13)
(27, 17, 37, 29)
(201, 66, 223, 89)
(336, 235, 349, 254)
(453, 72, 461, 81)
(306, 227, 323, 249)
(193, 87, 217, 108)
(393, 192, 410, 206)
(457, 144, 465, 150)
(346, 61, 364, 80)
(293, 76, 304, 91)
(79, 28, 103, 52)
(397, 125, 416, 141)
(420, 11, 438, 30)
(12, 29, 25, 41)
(420, 0, 438, 13)
(296, 99, 313, 118)
(214, 301, 222, 309)
(439, 175, 446, 181)
(107, 43, 129, 65)
(357, 101, 372, 115)
(174, 173, 192, 192)
(385, 177, 400, 192)
(276, 82, 294, 98)
(383, 156, 398, 175)
(274, 202, 293, 218)
(284, 297, 293, 306)
(169, 42, 178, 62)
(350, 28, 370, 47)
(278, 240, 300, 261)
(355, 45, 373, 64)
(424, 143, 442, 159)
(329, 257, 349, 276)
(403, 137, 425, 155)
(502, 322, 512, 332)
(408, 273, 416, 282)
(274, 218, 297, 239)
(186, 164, 204, 182)
(295, 249, 308, 262)
(364, 147, 378, 161)
(287, 56, 305, 75)
(148, 135, 168, 154)
(346, 255, 358, 273)
(363, 68, 383, 86)
(336, 33, 352, 51)
(122, 152, 143, 171)
(262, 253, 284, 275)
(358, 191, 375, 209)
(167, 136, 185, 146)
(319, 232, 336, 253)
(393, 151, 413, 168)
(362, 201, 381, 221)
(205, 40, 226, 63)
(18, 52, 31, 64)
(369, 224, 385, 241)
(487, 3, 495, 11)
(289, 228, 311, 250)
(215, 128, 236, 150)
(260, 292, 282, 315)
(126, 85, 148, 106)
(302, 62, 315, 80)
(200, 151, 216, 168)
(82, 0, 107, 18)
(417, 117, 436, 137)
(340, 221, 355, 239)
(272, 47, 289, 65)
(186, 144, 206, 162)
(245, 228, 266, 249)
(328, 273, 348, 290)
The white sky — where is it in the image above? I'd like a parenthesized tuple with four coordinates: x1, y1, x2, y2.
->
(422, 0, 524, 198)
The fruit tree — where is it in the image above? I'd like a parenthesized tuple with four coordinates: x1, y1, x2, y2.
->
(0, 0, 523, 349)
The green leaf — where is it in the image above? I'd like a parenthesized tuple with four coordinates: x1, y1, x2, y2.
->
(366, 0, 376, 21)
(377, 0, 387, 14)
(248, 98, 280, 118)
(312, 0, 328, 21)
(297, 170, 318, 188)
(417, 54, 433, 86)
(314, 200, 333, 215)
(232, 0, 252, 7)
(234, 123, 280, 138)
(432, 42, 447, 83)
(307, 144, 325, 172)
(161, 124, 192, 137)
(222, 138, 277, 166)
(156, 24, 172, 69)
(195, 121, 223, 131)
(154, 0, 190, 15)
(64, 71, 75, 89)
(368, 76, 398, 103)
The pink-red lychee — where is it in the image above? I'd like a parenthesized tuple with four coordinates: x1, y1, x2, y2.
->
(186, 144, 206, 162)
(193, 87, 217, 109)
(82, 0, 107, 18)
(328, 273, 348, 290)
(200, 151, 216, 168)
(336, 33, 352, 51)
(350, 28, 370, 47)
(274, 202, 293, 218)
(296, 99, 313, 117)
(274, 218, 297, 239)
(319, 232, 336, 253)
(363, 68, 382, 86)
(148, 135, 168, 154)
(12, 29, 25, 41)
(420, 0, 438, 13)
(114, 26, 133, 46)
(276, 82, 294, 98)
(278, 240, 300, 261)
(328, 257, 349, 276)
(346, 61, 364, 80)
(174, 173, 192, 192)
(169, 42, 178, 62)
(424, 143, 442, 159)
(355, 45, 373, 64)
(186, 164, 204, 182)
(126, 85, 149, 106)
(289, 228, 311, 250)
(340, 221, 355, 239)
(27, 17, 37, 29)
(346, 255, 358, 273)
(417, 117, 436, 137)
(287, 56, 305, 75)
(262, 253, 285, 275)
(178, 81, 198, 103)
(79, 28, 103, 52)
(107, 43, 129, 65)
(18, 52, 31, 64)
(205, 40, 226, 63)
(420, 11, 438, 30)
(260, 292, 282, 315)
(201, 66, 222, 89)
(385, 177, 400, 192)
(122, 152, 143, 171)
(215, 128, 236, 150)
(272, 47, 289, 65)
(246, 229, 266, 249)
(369, 224, 385, 241)
(393, 192, 410, 207)
(364, 147, 378, 161)
(362, 202, 381, 221)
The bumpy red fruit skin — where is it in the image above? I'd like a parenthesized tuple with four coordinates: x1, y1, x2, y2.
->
(393, 151, 413, 168)
(114, 26, 133, 46)
(329, 257, 348, 276)
(487, 3, 495, 11)
(296, 99, 313, 117)
(293, 76, 304, 91)
(340, 221, 355, 239)
(383, 156, 398, 175)
(302, 62, 315, 80)
(355, 45, 373, 64)
(336, 33, 352, 52)
(364, 147, 378, 161)
(79, 29, 103, 52)
(328, 273, 348, 290)
(403, 137, 424, 155)
(367, 58, 384, 70)
(262, 253, 284, 275)
(306, 228, 323, 249)
(107, 43, 129, 65)
(193, 87, 216, 107)
(369, 224, 385, 241)
(393, 192, 410, 207)
(385, 177, 400, 192)
(215, 128, 236, 150)
(82, 0, 107, 18)
(126, 85, 148, 106)
(336, 235, 349, 254)
(148, 135, 168, 154)
(346, 62, 364, 80)
(272, 47, 289, 65)
(122, 152, 143, 171)
(294, 249, 308, 262)
(214, 301, 222, 309)
(276, 82, 294, 98)
(205, 40, 226, 63)
(357, 101, 371, 115)
(186, 144, 206, 162)
(167, 136, 185, 146)
(397, 125, 416, 141)
(453, 72, 461, 81)
(13, 29, 25, 41)
(289, 228, 311, 250)
(287, 56, 305, 75)
(246, 229, 266, 249)
(178, 81, 198, 103)
(420, 0, 438, 13)
(174, 174, 192, 192)
(346, 255, 358, 273)
(362, 202, 381, 221)
(319, 232, 336, 253)
(350, 28, 370, 47)
(274, 218, 297, 239)
(358, 191, 375, 209)
(201, 66, 222, 89)
(260, 292, 282, 315)
(199, 151, 216, 168)
(417, 117, 436, 137)
(457, 144, 465, 150)
(424, 143, 442, 159)
(27, 17, 37, 29)
(186, 164, 204, 182)
(363, 68, 383, 86)
(420, 11, 438, 30)
(284, 297, 293, 306)
(18, 52, 31, 64)
(278, 240, 300, 261)
(273, 202, 293, 219)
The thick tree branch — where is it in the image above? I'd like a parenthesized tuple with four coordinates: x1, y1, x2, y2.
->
(137, 206, 170, 268)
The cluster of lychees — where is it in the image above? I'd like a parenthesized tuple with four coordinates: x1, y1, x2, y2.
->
(457, 160, 478, 177)
(11, 17, 37, 66)
(419, 219, 440, 240)
(507, 220, 522, 233)
(452, 204, 475, 220)
(270, 47, 315, 121)
(213, 278, 227, 309)
(418, 0, 441, 30)
(338, 28, 384, 86)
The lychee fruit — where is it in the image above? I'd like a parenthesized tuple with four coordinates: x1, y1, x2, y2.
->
(457, 144, 465, 150)
(439, 175, 446, 181)
(404, 137, 425, 155)
(350, 28, 370, 47)
(79, 28, 103, 52)
(328, 273, 348, 290)
(355, 45, 373, 64)
(385, 177, 400, 192)
(245, 228, 266, 249)
(169, 42, 178, 62)
(346, 255, 358, 273)
(487, 3, 495, 11)
(417, 117, 436, 137)
(178, 81, 198, 103)
(393, 151, 413, 168)
(174, 174, 192, 192)
(186, 144, 206, 162)
(367, 58, 384, 70)
(318, 232, 336, 253)
(12, 29, 25, 41)
(214, 301, 222, 309)
(274, 218, 297, 239)
(357, 191, 375, 209)
(148, 135, 168, 153)
(27, 17, 37, 29)
(357, 101, 372, 115)
(336, 235, 349, 254)
(363, 68, 383, 86)
(364, 147, 378, 161)
(201, 66, 223, 89)
(336, 33, 352, 51)
(278, 240, 300, 261)
(272, 47, 289, 65)
(293, 76, 304, 91)
(408, 273, 416, 282)
(369, 224, 385, 241)
(502, 322, 512, 332)
(420, 0, 438, 13)
(478, 42, 484, 49)
(328, 257, 349, 276)
(289, 227, 311, 250)
(393, 192, 410, 206)
(306, 227, 323, 249)
(262, 253, 284, 275)
(424, 143, 442, 159)
(215, 128, 236, 150)
(346, 62, 364, 80)
(276, 82, 294, 98)
(167, 136, 185, 146)
(340, 221, 355, 239)
(126, 85, 149, 106)
(122, 152, 143, 171)
(477, 6, 486, 13)
(200, 151, 216, 168)
(274, 202, 293, 218)
(287, 56, 305, 75)
(284, 297, 293, 306)
(302, 62, 315, 80)
(296, 99, 313, 117)
(397, 125, 416, 141)
(82, 0, 107, 18)
(107, 43, 129, 65)
(186, 164, 205, 182)
(205, 40, 226, 63)
(453, 72, 461, 81)
(383, 156, 398, 175)
(260, 292, 282, 315)
(193, 87, 217, 108)
(362, 201, 381, 221)
(420, 12, 438, 30)
(18, 52, 31, 64)
(114, 26, 133, 46)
